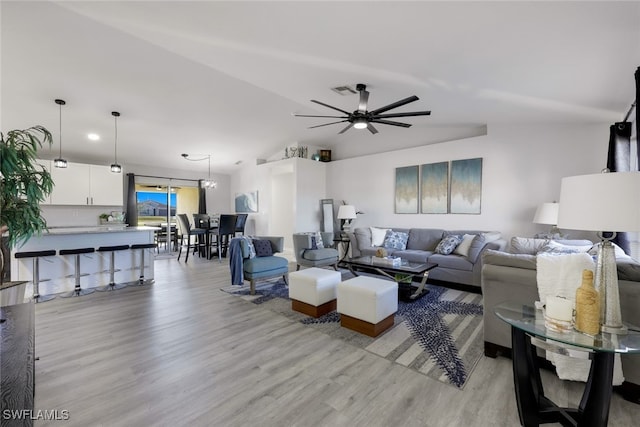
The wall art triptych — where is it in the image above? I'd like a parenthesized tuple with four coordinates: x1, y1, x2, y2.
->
(394, 157, 482, 214)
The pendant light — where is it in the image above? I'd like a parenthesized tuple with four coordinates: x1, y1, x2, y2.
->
(110, 111, 122, 173)
(53, 99, 68, 168)
(203, 155, 217, 189)
(181, 153, 217, 189)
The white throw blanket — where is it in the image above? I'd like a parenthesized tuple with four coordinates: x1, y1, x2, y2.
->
(536, 252, 624, 384)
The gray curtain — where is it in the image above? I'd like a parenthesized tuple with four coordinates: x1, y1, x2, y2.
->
(606, 122, 633, 253)
(198, 180, 206, 214)
(125, 173, 138, 226)
(636, 67, 639, 163)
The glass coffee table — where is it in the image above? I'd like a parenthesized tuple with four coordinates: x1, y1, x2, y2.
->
(342, 256, 438, 301)
(495, 301, 640, 427)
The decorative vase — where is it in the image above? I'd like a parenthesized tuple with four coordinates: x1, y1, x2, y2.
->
(575, 269, 600, 335)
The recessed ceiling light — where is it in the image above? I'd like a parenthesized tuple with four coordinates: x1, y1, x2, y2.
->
(87, 133, 100, 141)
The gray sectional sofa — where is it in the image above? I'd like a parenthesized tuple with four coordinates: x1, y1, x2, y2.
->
(349, 227, 506, 288)
(481, 238, 640, 400)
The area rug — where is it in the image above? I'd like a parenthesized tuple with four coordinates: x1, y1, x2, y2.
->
(221, 276, 484, 389)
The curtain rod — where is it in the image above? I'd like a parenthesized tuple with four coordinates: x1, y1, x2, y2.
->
(127, 173, 200, 183)
(623, 101, 636, 122)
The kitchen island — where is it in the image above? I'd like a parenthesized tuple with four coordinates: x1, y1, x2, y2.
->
(10, 226, 159, 298)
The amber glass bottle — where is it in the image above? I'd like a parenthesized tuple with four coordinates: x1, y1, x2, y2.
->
(575, 269, 600, 335)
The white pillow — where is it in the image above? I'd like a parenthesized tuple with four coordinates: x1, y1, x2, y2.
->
(370, 227, 390, 247)
(542, 240, 592, 253)
(453, 234, 476, 257)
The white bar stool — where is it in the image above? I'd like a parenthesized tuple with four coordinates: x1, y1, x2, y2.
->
(14, 249, 57, 303)
(96, 245, 130, 291)
(130, 243, 156, 285)
(59, 247, 96, 297)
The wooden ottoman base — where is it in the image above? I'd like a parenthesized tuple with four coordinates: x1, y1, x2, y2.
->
(340, 313, 395, 337)
(292, 298, 336, 318)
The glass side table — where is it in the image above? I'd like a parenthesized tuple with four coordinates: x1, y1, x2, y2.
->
(494, 301, 640, 427)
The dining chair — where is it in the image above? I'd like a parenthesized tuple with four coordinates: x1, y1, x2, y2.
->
(193, 213, 215, 257)
(176, 214, 207, 262)
(235, 213, 249, 236)
(211, 214, 237, 261)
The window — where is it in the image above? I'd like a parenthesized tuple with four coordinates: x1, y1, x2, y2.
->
(137, 191, 177, 224)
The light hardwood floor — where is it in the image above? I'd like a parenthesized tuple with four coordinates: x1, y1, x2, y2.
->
(33, 255, 638, 426)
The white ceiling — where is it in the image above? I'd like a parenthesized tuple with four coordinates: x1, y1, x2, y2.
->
(2, 1, 639, 174)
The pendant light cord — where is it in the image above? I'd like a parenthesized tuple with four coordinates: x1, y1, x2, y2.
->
(58, 102, 63, 158)
(113, 112, 118, 163)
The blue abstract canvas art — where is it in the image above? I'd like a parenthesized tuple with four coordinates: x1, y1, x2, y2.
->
(450, 158, 482, 214)
(235, 191, 259, 213)
(421, 162, 449, 214)
(395, 165, 419, 213)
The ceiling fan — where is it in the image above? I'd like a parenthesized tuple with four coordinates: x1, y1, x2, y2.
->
(294, 83, 431, 134)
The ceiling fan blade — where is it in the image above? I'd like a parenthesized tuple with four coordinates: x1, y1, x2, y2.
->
(308, 120, 348, 129)
(373, 110, 431, 119)
(367, 123, 379, 134)
(294, 114, 348, 119)
(369, 119, 412, 128)
(369, 95, 419, 115)
(358, 89, 369, 112)
(310, 99, 351, 115)
(338, 123, 354, 134)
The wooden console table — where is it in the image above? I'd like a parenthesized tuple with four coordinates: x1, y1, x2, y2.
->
(1, 302, 35, 427)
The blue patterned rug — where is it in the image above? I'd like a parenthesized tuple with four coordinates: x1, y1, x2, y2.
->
(222, 276, 484, 389)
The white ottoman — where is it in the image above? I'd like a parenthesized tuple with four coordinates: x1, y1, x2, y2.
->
(289, 267, 342, 317)
(337, 276, 398, 337)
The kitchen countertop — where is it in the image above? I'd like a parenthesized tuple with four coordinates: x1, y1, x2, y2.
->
(42, 225, 160, 235)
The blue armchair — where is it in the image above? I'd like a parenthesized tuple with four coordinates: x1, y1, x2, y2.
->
(292, 232, 339, 271)
(229, 236, 289, 295)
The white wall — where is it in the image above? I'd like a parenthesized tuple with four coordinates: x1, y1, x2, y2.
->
(325, 123, 609, 242)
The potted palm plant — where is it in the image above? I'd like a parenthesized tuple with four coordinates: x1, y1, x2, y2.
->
(0, 126, 54, 291)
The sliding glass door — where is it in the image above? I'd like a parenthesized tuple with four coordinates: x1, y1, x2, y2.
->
(134, 178, 199, 254)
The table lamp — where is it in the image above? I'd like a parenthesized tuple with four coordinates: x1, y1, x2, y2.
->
(533, 202, 561, 238)
(558, 171, 640, 334)
(337, 205, 357, 237)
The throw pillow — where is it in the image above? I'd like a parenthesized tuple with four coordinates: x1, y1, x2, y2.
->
(509, 237, 550, 255)
(315, 231, 325, 249)
(453, 234, 476, 257)
(435, 234, 463, 255)
(539, 240, 593, 255)
(382, 230, 409, 250)
(239, 235, 256, 258)
(252, 239, 273, 257)
(370, 227, 390, 247)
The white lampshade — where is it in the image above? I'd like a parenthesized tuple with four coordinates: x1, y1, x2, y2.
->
(558, 171, 640, 231)
(533, 202, 559, 225)
(337, 205, 357, 220)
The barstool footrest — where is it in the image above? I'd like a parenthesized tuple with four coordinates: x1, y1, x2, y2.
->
(60, 288, 96, 298)
(34, 294, 56, 303)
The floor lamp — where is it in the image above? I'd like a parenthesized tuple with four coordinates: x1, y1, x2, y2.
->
(558, 171, 640, 334)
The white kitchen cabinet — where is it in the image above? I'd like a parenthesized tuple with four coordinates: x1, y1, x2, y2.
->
(89, 165, 124, 205)
(47, 161, 123, 206)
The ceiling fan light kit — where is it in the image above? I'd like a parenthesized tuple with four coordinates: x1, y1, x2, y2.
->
(295, 83, 431, 134)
